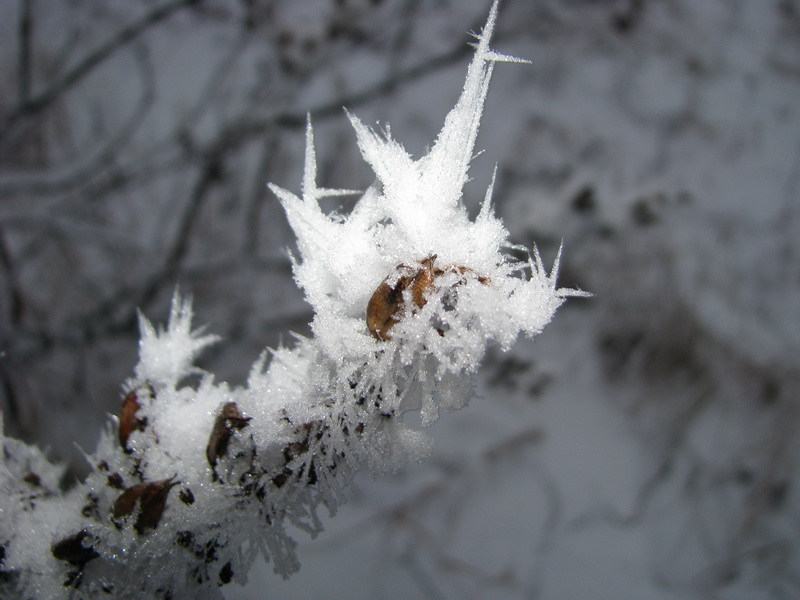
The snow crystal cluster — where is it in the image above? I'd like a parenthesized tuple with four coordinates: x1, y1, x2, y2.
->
(0, 2, 581, 598)
(270, 0, 577, 431)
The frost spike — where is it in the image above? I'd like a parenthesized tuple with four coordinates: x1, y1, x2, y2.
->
(301, 116, 317, 202)
(483, 50, 531, 65)
(134, 292, 220, 385)
(302, 116, 359, 204)
(550, 241, 563, 286)
(419, 0, 528, 215)
(478, 165, 498, 222)
(531, 243, 545, 276)
(345, 108, 415, 201)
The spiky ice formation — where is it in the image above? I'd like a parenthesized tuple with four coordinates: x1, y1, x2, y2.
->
(270, 0, 585, 426)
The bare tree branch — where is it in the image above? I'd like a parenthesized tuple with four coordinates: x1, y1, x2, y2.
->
(0, 43, 156, 197)
(0, 0, 198, 142)
(17, 0, 34, 106)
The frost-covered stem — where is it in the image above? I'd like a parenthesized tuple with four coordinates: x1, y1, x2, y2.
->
(0, 3, 586, 598)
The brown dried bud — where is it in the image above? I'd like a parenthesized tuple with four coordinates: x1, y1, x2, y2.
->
(119, 389, 148, 451)
(367, 256, 437, 341)
(113, 477, 179, 534)
(207, 402, 251, 470)
(52, 530, 99, 565)
(366, 255, 489, 341)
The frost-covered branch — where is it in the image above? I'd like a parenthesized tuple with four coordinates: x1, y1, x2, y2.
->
(0, 3, 585, 598)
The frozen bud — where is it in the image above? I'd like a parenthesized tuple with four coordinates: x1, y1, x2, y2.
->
(118, 389, 148, 451)
(367, 256, 435, 341)
(207, 402, 251, 472)
(113, 477, 179, 534)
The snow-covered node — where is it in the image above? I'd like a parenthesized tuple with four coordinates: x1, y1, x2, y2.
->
(271, 0, 585, 426)
(0, 2, 583, 598)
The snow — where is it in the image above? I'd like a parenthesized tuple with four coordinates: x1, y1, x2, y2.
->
(134, 294, 221, 387)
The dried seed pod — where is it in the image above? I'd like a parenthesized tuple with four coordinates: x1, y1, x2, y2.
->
(207, 402, 251, 470)
(113, 477, 179, 534)
(52, 530, 99, 566)
(118, 389, 148, 451)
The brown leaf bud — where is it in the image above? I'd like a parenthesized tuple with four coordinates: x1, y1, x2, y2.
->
(119, 389, 148, 451)
(113, 477, 179, 534)
(366, 255, 488, 341)
(367, 256, 437, 341)
(207, 402, 251, 470)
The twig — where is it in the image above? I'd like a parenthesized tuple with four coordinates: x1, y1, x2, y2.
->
(0, 43, 156, 197)
(17, 0, 33, 106)
(0, 0, 198, 142)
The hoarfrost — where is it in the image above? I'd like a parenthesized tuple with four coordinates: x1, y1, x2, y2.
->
(0, 2, 581, 598)
(271, 0, 585, 434)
